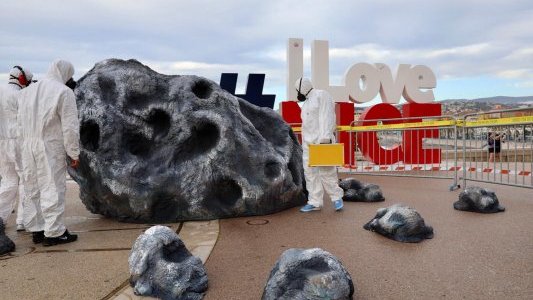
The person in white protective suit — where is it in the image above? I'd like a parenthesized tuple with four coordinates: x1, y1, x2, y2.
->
(17, 60, 80, 246)
(296, 78, 344, 212)
(0, 66, 33, 230)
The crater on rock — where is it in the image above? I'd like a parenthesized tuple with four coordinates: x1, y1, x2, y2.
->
(191, 79, 213, 99)
(80, 120, 100, 152)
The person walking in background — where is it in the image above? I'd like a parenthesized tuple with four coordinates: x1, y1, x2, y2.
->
(296, 77, 344, 213)
(18, 60, 80, 246)
(0, 66, 33, 230)
(488, 131, 503, 162)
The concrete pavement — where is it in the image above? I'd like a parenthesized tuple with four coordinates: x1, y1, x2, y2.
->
(0, 181, 219, 300)
(1, 175, 532, 299)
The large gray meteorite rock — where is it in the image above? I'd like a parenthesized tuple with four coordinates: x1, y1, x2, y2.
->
(129, 226, 208, 300)
(363, 204, 434, 243)
(339, 178, 385, 202)
(454, 186, 505, 213)
(0, 218, 15, 255)
(69, 59, 306, 222)
(262, 248, 355, 300)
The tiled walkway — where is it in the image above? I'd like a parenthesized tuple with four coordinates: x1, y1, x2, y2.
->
(0, 182, 219, 300)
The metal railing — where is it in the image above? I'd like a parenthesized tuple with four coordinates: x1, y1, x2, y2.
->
(289, 107, 533, 190)
(344, 115, 460, 190)
(461, 108, 533, 189)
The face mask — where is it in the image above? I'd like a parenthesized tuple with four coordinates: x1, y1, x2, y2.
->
(9, 75, 23, 88)
(296, 78, 312, 102)
(9, 65, 30, 88)
(66, 78, 77, 90)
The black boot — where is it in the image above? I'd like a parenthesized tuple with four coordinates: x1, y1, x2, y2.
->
(32, 231, 45, 244)
(43, 230, 78, 247)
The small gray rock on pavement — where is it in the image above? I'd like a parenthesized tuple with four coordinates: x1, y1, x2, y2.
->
(363, 204, 434, 243)
(129, 225, 208, 300)
(0, 218, 15, 255)
(454, 186, 505, 213)
(262, 248, 355, 300)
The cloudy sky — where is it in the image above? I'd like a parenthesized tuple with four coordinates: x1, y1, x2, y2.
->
(1, 0, 532, 108)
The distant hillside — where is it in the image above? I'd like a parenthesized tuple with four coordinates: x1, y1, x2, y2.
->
(437, 96, 533, 115)
(351, 96, 533, 116)
(440, 96, 533, 104)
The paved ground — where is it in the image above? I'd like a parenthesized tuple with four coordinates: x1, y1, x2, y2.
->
(0, 181, 218, 300)
(1, 175, 532, 299)
(204, 175, 533, 300)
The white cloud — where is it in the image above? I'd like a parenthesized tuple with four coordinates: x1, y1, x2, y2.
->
(253, 47, 312, 63)
(330, 44, 393, 61)
(497, 68, 533, 89)
(0, 0, 531, 100)
(150, 61, 257, 73)
(498, 69, 532, 79)
(424, 43, 492, 58)
(141, 59, 285, 95)
(0, 73, 8, 84)
(515, 81, 533, 88)
(502, 47, 533, 62)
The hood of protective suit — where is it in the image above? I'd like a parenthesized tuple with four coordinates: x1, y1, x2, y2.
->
(294, 77, 313, 96)
(9, 66, 33, 88)
(46, 60, 75, 84)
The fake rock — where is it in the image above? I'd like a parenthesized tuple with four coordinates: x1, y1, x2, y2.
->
(129, 225, 208, 300)
(69, 59, 306, 222)
(0, 218, 15, 255)
(363, 204, 434, 243)
(454, 186, 505, 213)
(262, 248, 355, 300)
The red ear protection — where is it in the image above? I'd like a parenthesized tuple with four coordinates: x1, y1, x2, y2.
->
(13, 65, 28, 87)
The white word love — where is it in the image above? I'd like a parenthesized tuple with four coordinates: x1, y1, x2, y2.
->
(287, 39, 436, 104)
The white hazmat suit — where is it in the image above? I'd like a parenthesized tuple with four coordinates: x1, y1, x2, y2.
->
(17, 60, 80, 238)
(297, 78, 344, 208)
(0, 67, 33, 226)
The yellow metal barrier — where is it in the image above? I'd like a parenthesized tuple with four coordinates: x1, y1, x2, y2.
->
(464, 116, 533, 127)
(292, 116, 533, 133)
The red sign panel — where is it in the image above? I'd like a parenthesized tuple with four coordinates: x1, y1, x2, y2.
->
(280, 101, 442, 166)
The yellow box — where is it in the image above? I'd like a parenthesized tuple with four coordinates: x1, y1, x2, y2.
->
(308, 143, 345, 167)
